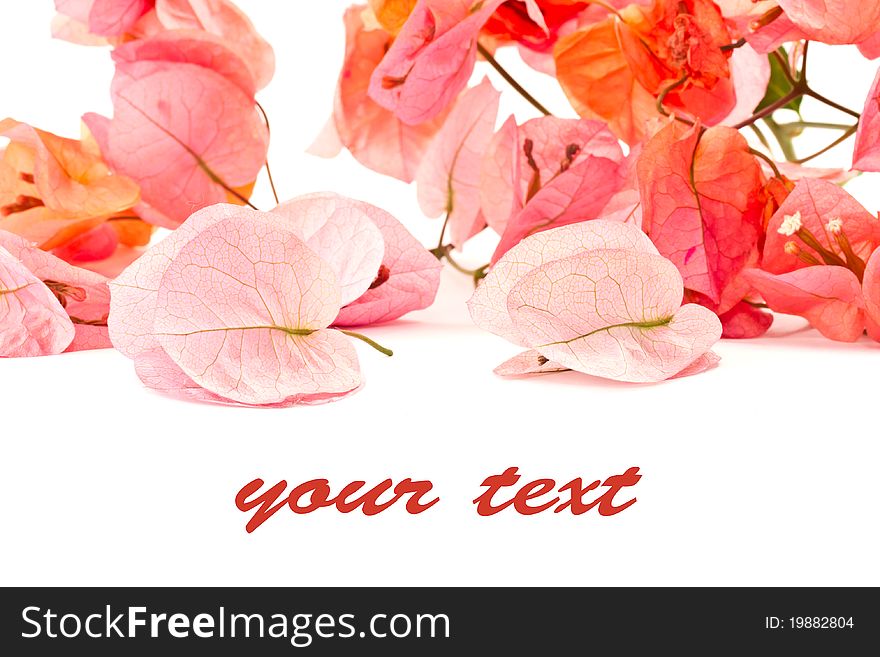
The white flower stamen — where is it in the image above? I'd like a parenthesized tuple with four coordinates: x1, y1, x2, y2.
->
(778, 211, 803, 236)
(826, 217, 843, 234)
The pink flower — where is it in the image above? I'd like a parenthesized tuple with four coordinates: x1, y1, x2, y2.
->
(469, 221, 722, 382)
(744, 179, 880, 341)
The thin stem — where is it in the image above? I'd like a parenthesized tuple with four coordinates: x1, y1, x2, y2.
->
(749, 148, 782, 179)
(770, 49, 798, 87)
(444, 250, 488, 279)
(734, 89, 802, 129)
(477, 42, 551, 116)
(748, 124, 773, 152)
(721, 37, 747, 52)
(778, 121, 854, 132)
(799, 40, 810, 80)
(436, 214, 450, 251)
(256, 102, 281, 205)
(792, 125, 858, 164)
(804, 89, 861, 120)
(656, 75, 689, 117)
(340, 330, 393, 357)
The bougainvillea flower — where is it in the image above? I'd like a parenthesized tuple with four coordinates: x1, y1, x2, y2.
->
(473, 220, 659, 346)
(53, 0, 156, 38)
(760, 179, 880, 274)
(491, 151, 626, 263)
(853, 67, 880, 172)
(554, 0, 737, 144)
(0, 119, 140, 250)
(310, 6, 447, 183)
(110, 31, 257, 96)
(109, 204, 382, 406)
(0, 229, 112, 352)
(480, 115, 623, 236)
(743, 180, 880, 341)
(85, 51, 268, 228)
(153, 0, 275, 90)
(481, 0, 586, 52)
(369, 0, 418, 33)
(417, 78, 500, 248)
(637, 121, 765, 305)
(368, 0, 507, 125)
(470, 220, 721, 382)
(775, 1, 880, 45)
(745, 265, 866, 341)
(276, 194, 442, 327)
(0, 244, 74, 357)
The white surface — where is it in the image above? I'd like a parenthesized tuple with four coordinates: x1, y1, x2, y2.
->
(1, 1, 879, 586)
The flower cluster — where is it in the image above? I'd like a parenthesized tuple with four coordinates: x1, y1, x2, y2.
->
(315, 0, 880, 381)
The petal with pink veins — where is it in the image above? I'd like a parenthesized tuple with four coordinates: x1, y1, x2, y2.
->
(151, 217, 362, 405)
(470, 220, 658, 347)
(417, 78, 500, 248)
(743, 266, 866, 342)
(0, 245, 75, 357)
(368, 0, 506, 124)
(506, 249, 722, 382)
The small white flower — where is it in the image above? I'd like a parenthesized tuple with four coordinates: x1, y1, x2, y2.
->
(777, 211, 803, 236)
(825, 217, 843, 234)
(784, 241, 800, 256)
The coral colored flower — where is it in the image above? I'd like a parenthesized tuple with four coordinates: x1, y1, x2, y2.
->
(0, 229, 112, 355)
(369, 0, 508, 125)
(554, 0, 738, 143)
(369, 0, 418, 33)
(469, 221, 722, 382)
(744, 179, 880, 342)
(482, 0, 587, 52)
(0, 119, 140, 250)
(637, 121, 766, 306)
(310, 6, 448, 183)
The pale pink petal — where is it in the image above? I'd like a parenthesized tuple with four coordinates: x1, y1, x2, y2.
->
(862, 247, 880, 341)
(317, 6, 446, 183)
(854, 67, 880, 172)
(670, 350, 721, 379)
(638, 122, 765, 304)
(523, 0, 549, 35)
(481, 115, 623, 237)
(492, 154, 625, 263)
(368, 0, 506, 124)
(88, 0, 154, 36)
(743, 266, 866, 342)
(307, 118, 343, 159)
(0, 230, 111, 352)
(271, 194, 385, 306)
(745, 14, 806, 53)
(109, 203, 277, 359)
(858, 32, 880, 59)
(480, 116, 520, 235)
(719, 300, 774, 338)
(152, 217, 362, 405)
(154, 0, 275, 89)
(469, 220, 658, 347)
(762, 179, 880, 273)
(111, 31, 256, 97)
(134, 347, 359, 407)
(506, 249, 722, 382)
(0, 245, 74, 357)
(416, 78, 500, 248)
(100, 58, 268, 227)
(776, 0, 880, 45)
(720, 44, 772, 126)
(333, 200, 443, 327)
(493, 349, 568, 376)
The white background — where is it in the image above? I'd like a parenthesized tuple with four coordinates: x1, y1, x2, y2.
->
(1, 1, 878, 586)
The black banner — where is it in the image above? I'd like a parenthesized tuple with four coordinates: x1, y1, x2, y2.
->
(1, 587, 876, 654)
